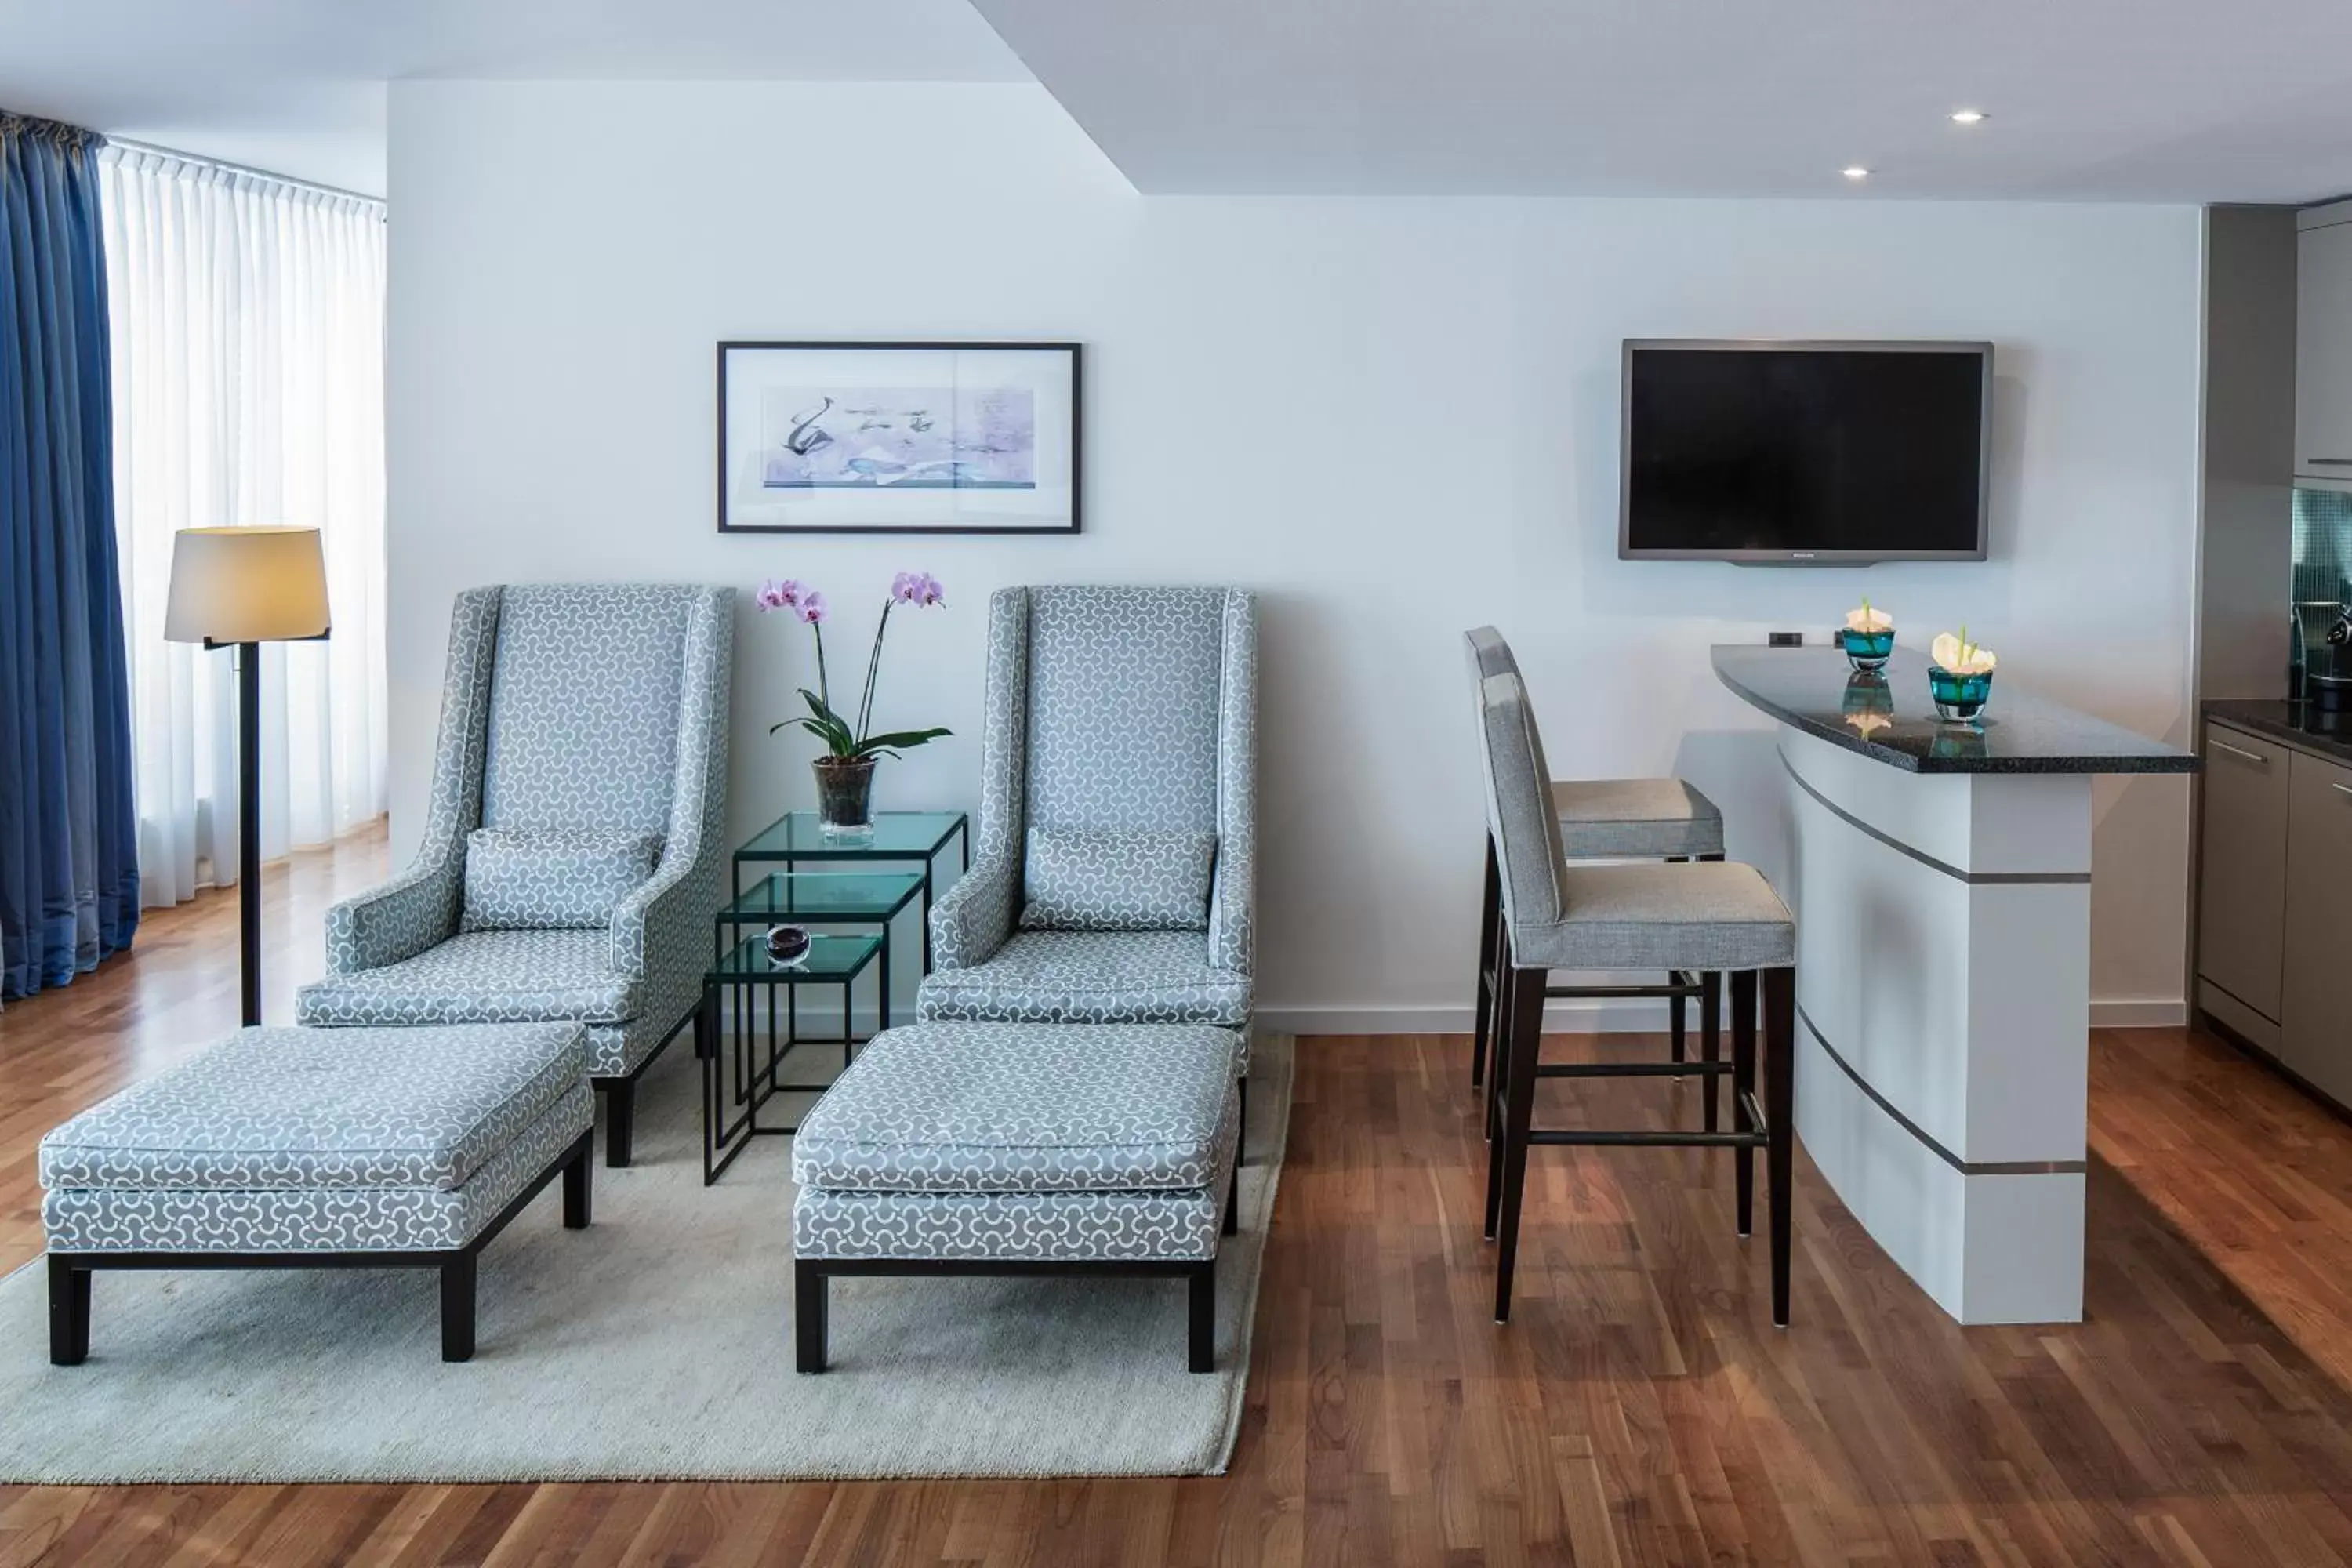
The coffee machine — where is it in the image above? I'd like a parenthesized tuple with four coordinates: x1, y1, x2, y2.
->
(2294, 599, 2352, 709)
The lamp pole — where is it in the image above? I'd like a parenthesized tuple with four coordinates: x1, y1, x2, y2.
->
(238, 641, 263, 1027)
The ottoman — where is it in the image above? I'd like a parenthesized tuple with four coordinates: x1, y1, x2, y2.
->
(40, 1022, 594, 1365)
(790, 1022, 1243, 1374)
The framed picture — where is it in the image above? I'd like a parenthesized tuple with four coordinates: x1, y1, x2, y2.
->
(717, 340, 1081, 535)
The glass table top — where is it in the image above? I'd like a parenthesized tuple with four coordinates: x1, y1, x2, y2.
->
(709, 931, 881, 983)
(735, 810, 967, 860)
(718, 870, 924, 924)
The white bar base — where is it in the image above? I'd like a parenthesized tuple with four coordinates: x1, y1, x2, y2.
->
(1780, 724, 2092, 1325)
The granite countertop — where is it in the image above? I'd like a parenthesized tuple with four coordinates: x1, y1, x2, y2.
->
(1711, 645, 2201, 775)
(2202, 699, 2352, 768)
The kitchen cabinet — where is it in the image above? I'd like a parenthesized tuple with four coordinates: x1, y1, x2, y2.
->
(2298, 208, 2352, 481)
(2197, 723, 2288, 1022)
(2281, 748, 2352, 1105)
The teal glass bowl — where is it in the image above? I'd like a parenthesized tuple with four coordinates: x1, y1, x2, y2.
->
(1927, 665, 1993, 723)
(1838, 627, 1895, 672)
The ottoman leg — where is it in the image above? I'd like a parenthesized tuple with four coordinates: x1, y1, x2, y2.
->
(441, 1254, 477, 1363)
(1187, 1261, 1216, 1373)
(1224, 1162, 1239, 1236)
(48, 1257, 90, 1367)
(795, 1260, 829, 1374)
(563, 1138, 593, 1229)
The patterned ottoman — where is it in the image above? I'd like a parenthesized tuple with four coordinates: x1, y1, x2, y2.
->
(40, 1022, 593, 1365)
(790, 1022, 1243, 1374)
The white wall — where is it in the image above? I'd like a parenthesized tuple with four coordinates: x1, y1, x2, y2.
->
(386, 79, 2205, 1029)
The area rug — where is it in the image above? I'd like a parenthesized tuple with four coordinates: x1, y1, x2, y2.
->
(0, 1033, 1293, 1483)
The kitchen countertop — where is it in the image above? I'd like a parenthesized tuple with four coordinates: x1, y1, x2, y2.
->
(2202, 699, 2352, 768)
(1712, 645, 2201, 775)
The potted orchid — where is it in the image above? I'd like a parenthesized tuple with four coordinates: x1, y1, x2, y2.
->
(758, 571, 952, 834)
(1927, 627, 1997, 724)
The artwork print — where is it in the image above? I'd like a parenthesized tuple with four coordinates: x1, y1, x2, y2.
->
(762, 385, 1036, 491)
(719, 342, 1080, 535)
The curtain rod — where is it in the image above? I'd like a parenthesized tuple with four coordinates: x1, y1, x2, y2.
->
(102, 137, 386, 211)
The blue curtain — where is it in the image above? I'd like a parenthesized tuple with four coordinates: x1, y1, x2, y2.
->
(0, 114, 137, 997)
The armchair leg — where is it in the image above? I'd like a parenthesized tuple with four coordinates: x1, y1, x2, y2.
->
(601, 1078, 636, 1169)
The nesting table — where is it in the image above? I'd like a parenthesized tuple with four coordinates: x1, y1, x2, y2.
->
(700, 811, 968, 1184)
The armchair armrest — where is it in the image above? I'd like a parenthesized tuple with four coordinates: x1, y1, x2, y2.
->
(1207, 840, 1254, 975)
(611, 848, 708, 981)
(930, 853, 1018, 971)
(325, 858, 463, 974)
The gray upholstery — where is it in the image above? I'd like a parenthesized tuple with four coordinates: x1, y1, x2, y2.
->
(1464, 625, 1724, 860)
(921, 586, 1256, 1030)
(792, 1021, 1240, 1263)
(299, 584, 734, 1079)
(462, 828, 662, 931)
(1549, 779, 1724, 860)
(1478, 670, 1792, 973)
(792, 1022, 1241, 1193)
(1019, 828, 1218, 931)
(40, 1022, 592, 1254)
(916, 930, 1253, 1047)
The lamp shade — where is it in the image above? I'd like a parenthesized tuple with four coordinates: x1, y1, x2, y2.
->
(162, 526, 332, 644)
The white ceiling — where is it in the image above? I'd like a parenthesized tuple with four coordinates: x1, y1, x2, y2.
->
(0, 0, 1031, 195)
(5, 0, 2352, 203)
(970, 0, 2352, 202)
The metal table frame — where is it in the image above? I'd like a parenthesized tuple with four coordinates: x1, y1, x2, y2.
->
(697, 932, 882, 1186)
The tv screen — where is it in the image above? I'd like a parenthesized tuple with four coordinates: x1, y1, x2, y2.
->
(1619, 340, 1991, 562)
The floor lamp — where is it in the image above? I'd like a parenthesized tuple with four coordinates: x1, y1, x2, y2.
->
(163, 526, 332, 1027)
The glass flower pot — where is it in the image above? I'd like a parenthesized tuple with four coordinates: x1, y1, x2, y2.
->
(1838, 627, 1896, 672)
(812, 757, 877, 837)
(1926, 665, 1993, 724)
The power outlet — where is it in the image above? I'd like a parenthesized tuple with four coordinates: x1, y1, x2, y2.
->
(1767, 631, 1804, 648)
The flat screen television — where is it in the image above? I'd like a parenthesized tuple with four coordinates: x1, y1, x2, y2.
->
(1619, 339, 1991, 563)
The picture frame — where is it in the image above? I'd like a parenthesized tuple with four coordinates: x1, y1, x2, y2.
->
(716, 340, 1082, 535)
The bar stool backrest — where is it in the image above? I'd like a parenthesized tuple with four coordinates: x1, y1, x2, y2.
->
(1464, 624, 1518, 683)
(1475, 670, 1572, 938)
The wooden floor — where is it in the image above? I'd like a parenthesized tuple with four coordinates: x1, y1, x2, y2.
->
(7, 827, 2352, 1565)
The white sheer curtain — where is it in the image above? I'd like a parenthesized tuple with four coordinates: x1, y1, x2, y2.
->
(100, 147, 388, 907)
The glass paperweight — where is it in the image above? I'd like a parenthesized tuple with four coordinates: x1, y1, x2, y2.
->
(1838, 627, 1896, 672)
(1927, 665, 1993, 724)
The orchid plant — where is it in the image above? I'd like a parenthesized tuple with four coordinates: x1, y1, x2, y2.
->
(757, 572, 952, 763)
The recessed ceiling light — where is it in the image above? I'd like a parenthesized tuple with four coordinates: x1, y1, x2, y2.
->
(1842, 166, 1871, 180)
(1950, 109, 1987, 125)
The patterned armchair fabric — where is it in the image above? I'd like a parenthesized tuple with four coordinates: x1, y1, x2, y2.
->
(920, 586, 1257, 1034)
(298, 584, 734, 1080)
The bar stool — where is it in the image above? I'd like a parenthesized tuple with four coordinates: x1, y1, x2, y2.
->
(1462, 628, 1727, 1131)
(1471, 670, 1796, 1326)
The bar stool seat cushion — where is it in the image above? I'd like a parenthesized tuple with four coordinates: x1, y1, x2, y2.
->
(1551, 778, 1724, 859)
(1514, 861, 1795, 972)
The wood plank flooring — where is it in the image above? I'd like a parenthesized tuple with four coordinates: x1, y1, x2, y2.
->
(5, 825, 2352, 1564)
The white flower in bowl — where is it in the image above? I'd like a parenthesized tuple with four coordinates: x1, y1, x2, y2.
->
(1930, 631, 1997, 674)
(1843, 599, 1894, 633)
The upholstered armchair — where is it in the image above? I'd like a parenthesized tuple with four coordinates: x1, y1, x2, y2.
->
(297, 584, 732, 1167)
(917, 585, 1257, 1068)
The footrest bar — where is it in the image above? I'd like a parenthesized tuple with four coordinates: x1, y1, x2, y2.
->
(1537, 1061, 1735, 1079)
(1526, 1128, 1768, 1148)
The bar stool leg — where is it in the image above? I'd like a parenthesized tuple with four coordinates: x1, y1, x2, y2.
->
(1666, 858, 1687, 1069)
(1492, 964, 1546, 1323)
(1472, 838, 1499, 1090)
(1764, 966, 1796, 1328)
(1700, 970, 1722, 1133)
(1731, 969, 1757, 1238)
(1484, 959, 1515, 1234)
